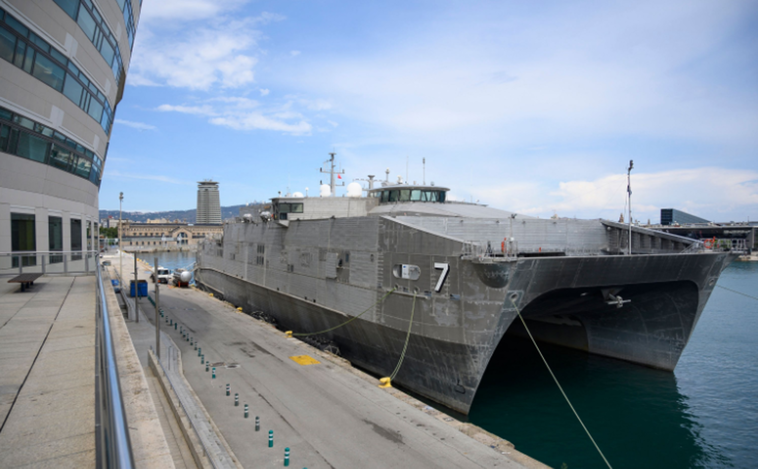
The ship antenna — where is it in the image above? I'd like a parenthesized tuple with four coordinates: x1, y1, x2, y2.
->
(319, 152, 345, 197)
(422, 158, 426, 185)
(627, 160, 634, 255)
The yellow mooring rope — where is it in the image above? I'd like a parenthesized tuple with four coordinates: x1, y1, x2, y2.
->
(288, 288, 397, 338)
(389, 291, 417, 381)
(510, 298, 614, 469)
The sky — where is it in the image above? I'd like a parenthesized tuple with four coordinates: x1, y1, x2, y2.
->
(101, 0, 758, 223)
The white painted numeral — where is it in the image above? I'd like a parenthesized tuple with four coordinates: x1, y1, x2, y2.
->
(434, 262, 450, 292)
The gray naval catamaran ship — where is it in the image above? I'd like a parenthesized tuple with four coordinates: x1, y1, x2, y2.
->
(196, 155, 736, 414)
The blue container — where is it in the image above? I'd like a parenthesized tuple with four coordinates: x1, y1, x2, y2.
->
(111, 279, 119, 287)
(129, 280, 148, 298)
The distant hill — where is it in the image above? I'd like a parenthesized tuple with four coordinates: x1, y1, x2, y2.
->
(99, 205, 246, 223)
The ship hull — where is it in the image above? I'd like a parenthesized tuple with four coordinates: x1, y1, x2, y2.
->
(196, 215, 736, 414)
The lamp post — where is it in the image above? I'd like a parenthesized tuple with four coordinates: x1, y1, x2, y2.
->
(119, 192, 123, 280)
(627, 160, 633, 255)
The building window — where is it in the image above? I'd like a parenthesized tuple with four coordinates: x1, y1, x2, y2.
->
(11, 213, 35, 267)
(71, 218, 82, 260)
(49, 216, 63, 263)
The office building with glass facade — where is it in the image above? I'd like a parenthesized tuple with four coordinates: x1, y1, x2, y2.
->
(660, 208, 711, 226)
(0, 0, 139, 268)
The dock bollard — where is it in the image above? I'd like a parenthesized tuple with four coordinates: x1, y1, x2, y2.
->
(201, 355, 204, 364)
(244, 404, 249, 418)
(198, 347, 202, 357)
(268, 430, 273, 448)
(235, 393, 239, 406)
(195, 342, 198, 351)
(255, 416, 260, 431)
(212, 367, 216, 379)
(206, 362, 209, 372)
(284, 447, 290, 466)
(226, 384, 230, 396)
(174, 323, 177, 330)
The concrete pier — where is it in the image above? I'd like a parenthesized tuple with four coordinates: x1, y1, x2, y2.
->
(111, 252, 547, 469)
(0, 276, 97, 468)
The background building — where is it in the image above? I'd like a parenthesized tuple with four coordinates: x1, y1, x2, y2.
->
(119, 220, 222, 252)
(660, 208, 710, 226)
(0, 0, 140, 269)
(196, 180, 221, 225)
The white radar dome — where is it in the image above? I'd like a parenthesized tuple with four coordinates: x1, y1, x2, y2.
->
(347, 182, 362, 198)
(180, 271, 192, 283)
(292, 192, 304, 198)
(320, 184, 331, 197)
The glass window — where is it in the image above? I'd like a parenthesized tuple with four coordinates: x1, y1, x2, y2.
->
(0, 25, 15, 61)
(74, 156, 91, 178)
(71, 218, 82, 259)
(439, 191, 446, 203)
(32, 53, 65, 91)
(87, 97, 103, 122)
(49, 216, 63, 263)
(13, 40, 25, 68)
(99, 36, 114, 64)
(291, 203, 304, 213)
(53, 0, 80, 20)
(62, 75, 84, 105)
(0, 125, 8, 151)
(28, 33, 50, 53)
(5, 15, 28, 36)
(388, 190, 399, 202)
(49, 144, 72, 171)
(399, 190, 411, 201)
(279, 203, 291, 213)
(410, 190, 422, 201)
(0, 106, 11, 120)
(7, 127, 18, 153)
(16, 131, 49, 163)
(11, 213, 35, 251)
(22, 46, 34, 73)
(50, 48, 67, 65)
(380, 191, 388, 203)
(77, 6, 96, 41)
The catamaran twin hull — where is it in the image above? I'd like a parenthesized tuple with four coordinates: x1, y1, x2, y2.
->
(196, 215, 734, 414)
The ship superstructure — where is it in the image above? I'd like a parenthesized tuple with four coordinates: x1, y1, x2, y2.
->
(197, 159, 736, 414)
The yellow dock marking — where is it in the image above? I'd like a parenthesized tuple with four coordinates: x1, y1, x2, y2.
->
(289, 355, 320, 365)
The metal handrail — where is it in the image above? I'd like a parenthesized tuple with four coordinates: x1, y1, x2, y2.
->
(95, 262, 135, 468)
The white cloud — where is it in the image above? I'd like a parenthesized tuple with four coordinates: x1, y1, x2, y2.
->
(290, 50, 301, 56)
(472, 168, 758, 222)
(114, 119, 156, 131)
(156, 104, 216, 116)
(210, 115, 311, 134)
(130, 9, 284, 91)
(259, 88, 270, 96)
(156, 98, 312, 135)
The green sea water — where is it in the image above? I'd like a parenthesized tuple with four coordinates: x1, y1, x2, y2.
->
(469, 262, 758, 469)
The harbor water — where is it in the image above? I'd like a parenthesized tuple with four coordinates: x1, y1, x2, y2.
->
(469, 262, 758, 469)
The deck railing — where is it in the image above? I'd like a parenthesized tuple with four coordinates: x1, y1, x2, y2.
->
(95, 261, 135, 468)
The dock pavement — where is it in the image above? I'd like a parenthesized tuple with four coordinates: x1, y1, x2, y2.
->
(111, 251, 548, 469)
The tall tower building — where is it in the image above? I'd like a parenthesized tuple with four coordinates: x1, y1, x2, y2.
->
(0, 0, 140, 265)
(196, 180, 221, 224)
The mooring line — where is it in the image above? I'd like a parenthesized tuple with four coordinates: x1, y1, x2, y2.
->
(290, 288, 397, 337)
(717, 285, 758, 302)
(389, 291, 417, 381)
(510, 299, 613, 469)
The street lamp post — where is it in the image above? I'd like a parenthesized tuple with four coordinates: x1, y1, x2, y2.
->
(119, 192, 123, 281)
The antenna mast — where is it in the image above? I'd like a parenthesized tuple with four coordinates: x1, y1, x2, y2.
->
(627, 160, 634, 255)
(423, 158, 426, 185)
(319, 152, 345, 196)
